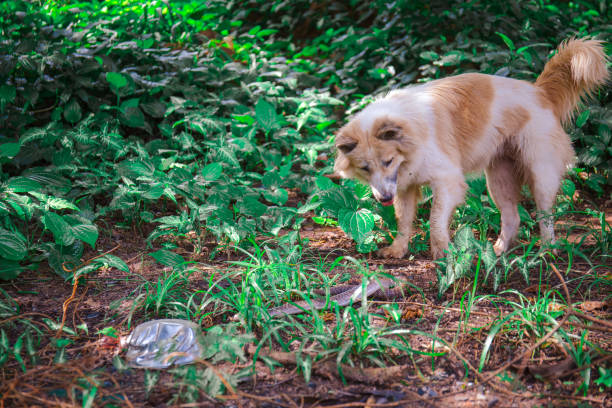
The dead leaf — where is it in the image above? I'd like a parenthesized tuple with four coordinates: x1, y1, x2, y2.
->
(578, 300, 607, 312)
(526, 358, 575, 380)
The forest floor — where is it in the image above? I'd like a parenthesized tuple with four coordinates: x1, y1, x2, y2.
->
(2, 191, 610, 407)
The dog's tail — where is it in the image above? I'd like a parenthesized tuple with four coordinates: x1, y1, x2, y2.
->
(535, 38, 609, 124)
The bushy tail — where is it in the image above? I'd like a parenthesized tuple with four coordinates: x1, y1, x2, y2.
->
(535, 38, 609, 124)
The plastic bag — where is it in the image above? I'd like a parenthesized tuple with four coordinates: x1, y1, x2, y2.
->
(121, 319, 204, 369)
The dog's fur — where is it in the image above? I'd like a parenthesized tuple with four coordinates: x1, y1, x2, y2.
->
(334, 38, 609, 259)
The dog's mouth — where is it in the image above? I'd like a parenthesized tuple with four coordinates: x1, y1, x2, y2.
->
(380, 198, 394, 207)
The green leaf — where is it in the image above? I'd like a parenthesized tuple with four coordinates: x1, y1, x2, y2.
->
(106, 72, 128, 90)
(6, 177, 42, 193)
(0, 228, 27, 261)
(236, 197, 267, 217)
(0, 85, 16, 103)
(495, 32, 515, 51)
(419, 51, 439, 61)
(201, 162, 223, 182)
(45, 197, 80, 211)
(338, 208, 375, 243)
(71, 223, 98, 248)
(143, 183, 165, 200)
(149, 249, 185, 267)
(63, 99, 82, 124)
(0, 259, 23, 280)
(95, 255, 129, 272)
(575, 109, 590, 128)
(0, 143, 20, 158)
(43, 213, 75, 246)
(255, 99, 277, 132)
(0, 85, 16, 111)
(319, 188, 358, 217)
(119, 100, 145, 128)
(263, 187, 288, 205)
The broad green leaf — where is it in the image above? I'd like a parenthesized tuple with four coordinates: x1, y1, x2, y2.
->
(0, 85, 16, 103)
(95, 254, 129, 272)
(120, 105, 145, 128)
(0, 85, 16, 111)
(338, 208, 375, 243)
(143, 183, 165, 199)
(0, 259, 23, 280)
(201, 162, 223, 182)
(149, 249, 185, 267)
(43, 213, 75, 246)
(217, 147, 240, 167)
(0, 228, 27, 261)
(262, 172, 281, 188)
(71, 224, 98, 248)
(6, 177, 42, 193)
(63, 99, 82, 123)
(236, 197, 267, 217)
(45, 197, 80, 211)
(419, 51, 439, 61)
(255, 99, 277, 132)
(453, 226, 474, 251)
(319, 188, 358, 217)
(263, 187, 288, 205)
(106, 72, 128, 89)
(0, 143, 20, 158)
(118, 160, 155, 178)
(315, 175, 336, 190)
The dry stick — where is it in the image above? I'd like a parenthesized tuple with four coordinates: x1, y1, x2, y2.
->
(57, 244, 120, 337)
(571, 309, 612, 329)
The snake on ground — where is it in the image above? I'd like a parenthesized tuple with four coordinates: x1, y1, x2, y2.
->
(268, 278, 401, 316)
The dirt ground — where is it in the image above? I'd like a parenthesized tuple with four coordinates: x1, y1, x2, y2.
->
(1, 197, 610, 407)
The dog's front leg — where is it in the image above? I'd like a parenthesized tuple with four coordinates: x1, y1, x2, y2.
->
(378, 184, 419, 259)
(430, 177, 467, 259)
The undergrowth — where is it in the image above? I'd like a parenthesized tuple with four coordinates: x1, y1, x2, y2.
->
(0, 0, 610, 405)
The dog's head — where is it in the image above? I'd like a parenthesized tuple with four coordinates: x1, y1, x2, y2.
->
(334, 113, 416, 207)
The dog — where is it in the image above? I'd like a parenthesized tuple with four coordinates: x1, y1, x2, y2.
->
(334, 38, 609, 259)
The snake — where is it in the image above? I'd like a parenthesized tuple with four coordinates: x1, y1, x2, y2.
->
(268, 278, 401, 316)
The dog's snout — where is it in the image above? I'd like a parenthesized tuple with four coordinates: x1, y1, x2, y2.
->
(381, 193, 393, 202)
(378, 193, 394, 206)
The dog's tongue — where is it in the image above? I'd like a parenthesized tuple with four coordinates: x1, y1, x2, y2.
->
(381, 199, 394, 207)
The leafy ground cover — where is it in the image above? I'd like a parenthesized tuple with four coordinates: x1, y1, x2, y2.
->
(0, 0, 610, 406)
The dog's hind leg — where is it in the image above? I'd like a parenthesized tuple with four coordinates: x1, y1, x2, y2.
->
(525, 129, 573, 250)
(485, 156, 521, 255)
(527, 156, 568, 250)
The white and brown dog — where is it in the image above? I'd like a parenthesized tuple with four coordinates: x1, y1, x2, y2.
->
(334, 38, 609, 259)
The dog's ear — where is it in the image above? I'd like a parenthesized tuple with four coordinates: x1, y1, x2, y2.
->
(337, 141, 357, 154)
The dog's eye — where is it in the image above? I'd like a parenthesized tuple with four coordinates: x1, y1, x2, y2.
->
(360, 165, 370, 172)
(378, 129, 398, 140)
(382, 158, 393, 167)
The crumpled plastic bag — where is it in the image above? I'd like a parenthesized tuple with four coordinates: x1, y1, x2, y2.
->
(120, 319, 204, 369)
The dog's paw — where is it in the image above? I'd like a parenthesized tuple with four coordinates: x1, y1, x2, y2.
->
(431, 246, 448, 260)
(378, 245, 407, 259)
(493, 240, 506, 257)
